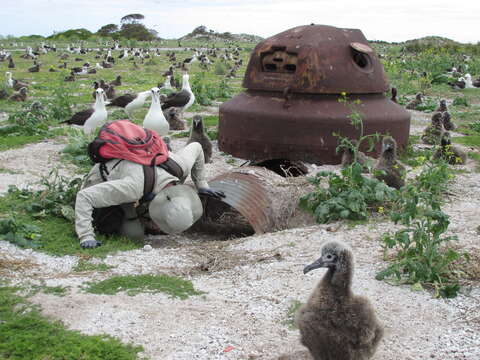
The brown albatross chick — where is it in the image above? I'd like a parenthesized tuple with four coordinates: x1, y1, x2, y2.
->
(8, 87, 27, 102)
(433, 132, 467, 165)
(421, 112, 445, 145)
(340, 139, 374, 172)
(374, 136, 405, 189)
(187, 115, 212, 163)
(296, 241, 383, 360)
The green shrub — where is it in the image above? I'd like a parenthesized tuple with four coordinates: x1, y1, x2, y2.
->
(300, 163, 397, 223)
(0, 216, 42, 248)
(376, 158, 464, 298)
(452, 97, 469, 107)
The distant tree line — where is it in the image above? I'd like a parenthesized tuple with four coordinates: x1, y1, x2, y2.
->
(47, 13, 158, 41)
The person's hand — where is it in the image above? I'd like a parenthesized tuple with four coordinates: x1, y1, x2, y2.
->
(198, 188, 226, 200)
(80, 238, 102, 249)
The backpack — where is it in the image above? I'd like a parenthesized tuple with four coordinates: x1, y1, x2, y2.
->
(88, 120, 169, 166)
(87, 120, 183, 182)
(87, 120, 183, 235)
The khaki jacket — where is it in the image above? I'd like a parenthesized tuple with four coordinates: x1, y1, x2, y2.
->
(75, 142, 209, 243)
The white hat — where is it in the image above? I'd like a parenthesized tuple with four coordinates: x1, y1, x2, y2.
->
(149, 185, 203, 234)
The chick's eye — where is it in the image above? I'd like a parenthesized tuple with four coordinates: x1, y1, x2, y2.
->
(326, 254, 333, 260)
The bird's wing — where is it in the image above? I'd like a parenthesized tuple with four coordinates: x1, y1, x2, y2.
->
(62, 108, 94, 125)
(161, 90, 190, 109)
(106, 94, 136, 107)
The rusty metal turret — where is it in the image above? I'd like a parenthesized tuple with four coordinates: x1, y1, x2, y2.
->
(218, 24, 410, 164)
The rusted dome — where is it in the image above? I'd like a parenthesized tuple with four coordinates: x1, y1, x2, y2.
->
(219, 24, 410, 165)
(243, 24, 388, 94)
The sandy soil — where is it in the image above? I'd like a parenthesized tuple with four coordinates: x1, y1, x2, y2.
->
(1, 110, 479, 360)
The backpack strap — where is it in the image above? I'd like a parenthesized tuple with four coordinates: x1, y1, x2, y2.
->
(140, 165, 156, 203)
(99, 159, 123, 181)
(158, 158, 184, 179)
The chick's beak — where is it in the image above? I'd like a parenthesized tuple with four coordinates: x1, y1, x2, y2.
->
(303, 258, 325, 274)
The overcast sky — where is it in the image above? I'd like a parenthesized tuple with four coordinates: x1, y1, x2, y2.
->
(2, 0, 479, 43)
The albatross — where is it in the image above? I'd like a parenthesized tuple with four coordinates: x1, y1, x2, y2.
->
(143, 87, 169, 136)
(161, 72, 195, 113)
(107, 90, 151, 118)
(61, 88, 108, 135)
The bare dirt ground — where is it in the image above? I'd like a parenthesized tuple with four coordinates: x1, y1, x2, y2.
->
(1, 110, 480, 360)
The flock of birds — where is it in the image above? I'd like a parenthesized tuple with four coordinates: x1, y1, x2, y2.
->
(0, 41, 242, 161)
(1, 40, 478, 360)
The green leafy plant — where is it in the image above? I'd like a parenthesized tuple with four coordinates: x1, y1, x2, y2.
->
(8, 169, 83, 222)
(300, 163, 397, 223)
(300, 94, 394, 223)
(0, 216, 42, 248)
(5, 104, 51, 136)
(468, 121, 480, 133)
(61, 129, 94, 171)
(191, 73, 214, 105)
(376, 158, 464, 298)
(214, 61, 227, 75)
(414, 97, 437, 112)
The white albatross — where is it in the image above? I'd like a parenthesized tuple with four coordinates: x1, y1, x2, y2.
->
(161, 72, 195, 113)
(143, 87, 169, 136)
(83, 88, 108, 135)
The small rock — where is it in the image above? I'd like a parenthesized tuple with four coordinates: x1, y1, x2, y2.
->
(143, 245, 153, 252)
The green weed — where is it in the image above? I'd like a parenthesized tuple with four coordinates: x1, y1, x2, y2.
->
(300, 163, 397, 223)
(37, 285, 70, 297)
(85, 274, 204, 299)
(300, 95, 395, 223)
(8, 169, 83, 222)
(376, 158, 464, 298)
(61, 129, 95, 171)
(0, 216, 42, 248)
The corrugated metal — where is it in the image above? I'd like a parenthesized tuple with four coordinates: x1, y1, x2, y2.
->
(208, 170, 274, 234)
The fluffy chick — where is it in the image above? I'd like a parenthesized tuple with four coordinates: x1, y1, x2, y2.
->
(296, 241, 383, 360)
(187, 115, 212, 163)
(433, 132, 467, 165)
(374, 136, 405, 189)
(340, 140, 374, 172)
(441, 112, 456, 131)
(163, 108, 186, 130)
(421, 112, 445, 145)
(406, 93, 423, 110)
(8, 87, 27, 102)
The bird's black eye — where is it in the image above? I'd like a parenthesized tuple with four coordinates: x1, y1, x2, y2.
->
(325, 254, 333, 260)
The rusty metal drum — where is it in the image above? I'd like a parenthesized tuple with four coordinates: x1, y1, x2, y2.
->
(219, 24, 410, 164)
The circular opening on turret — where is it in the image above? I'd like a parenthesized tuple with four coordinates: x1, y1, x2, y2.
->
(351, 48, 373, 72)
(251, 159, 309, 177)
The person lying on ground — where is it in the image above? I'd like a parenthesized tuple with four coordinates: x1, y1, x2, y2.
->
(75, 142, 224, 249)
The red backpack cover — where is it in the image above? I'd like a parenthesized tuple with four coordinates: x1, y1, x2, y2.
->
(88, 120, 169, 166)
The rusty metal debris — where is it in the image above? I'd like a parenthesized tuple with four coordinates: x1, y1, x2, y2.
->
(207, 167, 315, 234)
(219, 24, 411, 164)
